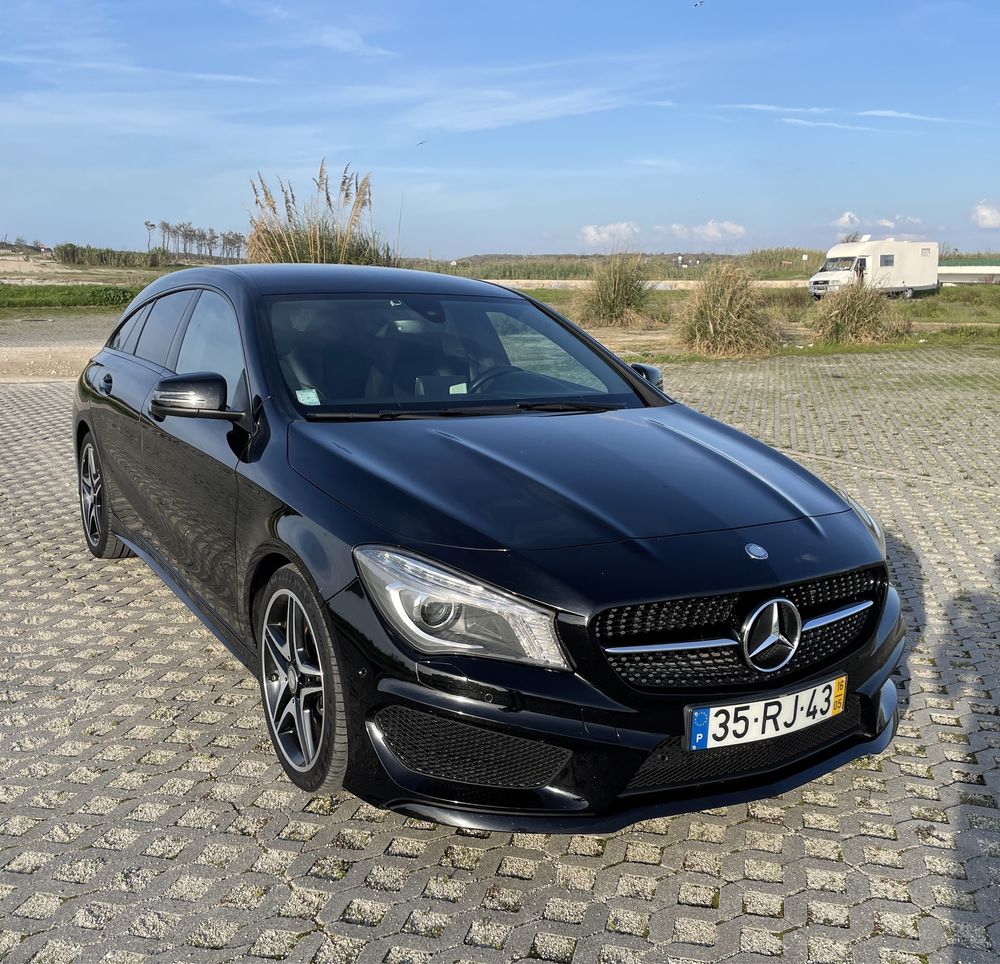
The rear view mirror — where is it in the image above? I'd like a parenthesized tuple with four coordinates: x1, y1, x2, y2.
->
(631, 363, 663, 391)
(150, 372, 241, 420)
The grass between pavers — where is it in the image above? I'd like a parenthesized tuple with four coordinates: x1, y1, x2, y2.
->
(0, 283, 141, 309)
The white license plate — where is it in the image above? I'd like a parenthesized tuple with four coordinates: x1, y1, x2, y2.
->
(687, 676, 847, 751)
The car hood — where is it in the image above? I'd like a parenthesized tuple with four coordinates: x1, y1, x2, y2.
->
(288, 405, 847, 551)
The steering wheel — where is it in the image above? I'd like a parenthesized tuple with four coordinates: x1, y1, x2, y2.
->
(468, 365, 524, 394)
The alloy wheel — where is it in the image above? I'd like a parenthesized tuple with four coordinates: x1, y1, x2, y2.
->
(261, 589, 326, 771)
(79, 442, 103, 546)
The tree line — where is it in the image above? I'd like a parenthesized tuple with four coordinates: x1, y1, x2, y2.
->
(145, 220, 246, 260)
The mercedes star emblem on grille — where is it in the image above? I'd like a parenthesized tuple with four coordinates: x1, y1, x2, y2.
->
(741, 598, 802, 673)
(745, 543, 769, 560)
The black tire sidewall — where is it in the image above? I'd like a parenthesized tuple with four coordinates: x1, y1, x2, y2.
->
(256, 564, 349, 793)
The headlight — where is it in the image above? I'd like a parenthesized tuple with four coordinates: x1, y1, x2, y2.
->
(840, 491, 887, 559)
(354, 547, 569, 670)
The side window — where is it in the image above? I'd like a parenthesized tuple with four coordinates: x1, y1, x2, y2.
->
(175, 290, 246, 407)
(135, 291, 194, 367)
(107, 303, 150, 352)
(880, 254, 895, 268)
(486, 311, 605, 391)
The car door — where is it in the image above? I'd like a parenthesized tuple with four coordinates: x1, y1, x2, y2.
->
(88, 292, 194, 536)
(139, 288, 250, 631)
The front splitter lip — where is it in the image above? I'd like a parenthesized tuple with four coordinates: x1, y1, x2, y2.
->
(382, 703, 899, 833)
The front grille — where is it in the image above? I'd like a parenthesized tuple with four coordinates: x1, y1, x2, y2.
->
(374, 705, 571, 790)
(595, 566, 887, 690)
(625, 696, 864, 793)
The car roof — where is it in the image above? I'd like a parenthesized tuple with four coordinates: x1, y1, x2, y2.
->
(142, 264, 522, 299)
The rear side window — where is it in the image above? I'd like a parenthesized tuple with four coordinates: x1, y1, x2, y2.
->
(175, 290, 247, 406)
(107, 303, 150, 352)
(880, 254, 895, 267)
(134, 291, 194, 367)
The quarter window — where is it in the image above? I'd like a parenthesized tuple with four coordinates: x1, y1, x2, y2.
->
(107, 303, 150, 352)
(175, 290, 246, 407)
(134, 291, 194, 367)
(879, 254, 895, 267)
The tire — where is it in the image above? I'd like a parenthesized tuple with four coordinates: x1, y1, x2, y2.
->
(78, 432, 134, 560)
(256, 564, 349, 793)
(901, 288, 914, 300)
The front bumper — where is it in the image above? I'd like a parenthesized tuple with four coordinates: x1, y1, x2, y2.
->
(330, 582, 905, 832)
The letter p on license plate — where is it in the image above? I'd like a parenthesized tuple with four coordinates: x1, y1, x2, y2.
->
(687, 675, 847, 751)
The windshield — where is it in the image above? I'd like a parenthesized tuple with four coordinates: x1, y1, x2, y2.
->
(819, 257, 856, 273)
(265, 292, 645, 417)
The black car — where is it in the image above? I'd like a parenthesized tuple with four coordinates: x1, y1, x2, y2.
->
(73, 265, 903, 831)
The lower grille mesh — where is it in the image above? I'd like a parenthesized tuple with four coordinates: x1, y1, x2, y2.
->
(375, 705, 571, 789)
(625, 696, 864, 793)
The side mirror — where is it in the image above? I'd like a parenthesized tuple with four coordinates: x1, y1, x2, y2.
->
(631, 363, 663, 391)
(150, 372, 241, 420)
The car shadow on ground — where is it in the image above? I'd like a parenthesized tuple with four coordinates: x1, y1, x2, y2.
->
(886, 531, 1000, 959)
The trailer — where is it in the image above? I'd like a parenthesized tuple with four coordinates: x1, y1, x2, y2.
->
(809, 238, 939, 299)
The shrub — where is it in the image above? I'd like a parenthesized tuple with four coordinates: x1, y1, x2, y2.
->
(580, 252, 654, 327)
(247, 160, 397, 266)
(813, 281, 912, 344)
(682, 263, 779, 355)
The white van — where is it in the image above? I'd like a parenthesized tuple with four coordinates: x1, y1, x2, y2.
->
(809, 238, 939, 299)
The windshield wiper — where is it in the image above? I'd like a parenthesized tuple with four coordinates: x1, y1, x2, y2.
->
(303, 401, 625, 421)
(513, 400, 625, 413)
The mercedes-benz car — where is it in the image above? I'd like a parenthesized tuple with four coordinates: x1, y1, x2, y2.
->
(72, 264, 903, 831)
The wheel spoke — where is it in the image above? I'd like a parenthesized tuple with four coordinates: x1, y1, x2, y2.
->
(264, 624, 291, 666)
(294, 697, 316, 762)
(270, 678, 291, 725)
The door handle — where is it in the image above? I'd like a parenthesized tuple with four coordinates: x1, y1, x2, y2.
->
(100, 372, 113, 395)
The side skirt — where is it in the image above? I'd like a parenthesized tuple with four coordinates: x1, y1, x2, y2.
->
(111, 523, 256, 672)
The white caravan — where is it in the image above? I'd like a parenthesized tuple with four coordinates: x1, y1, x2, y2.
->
(809, 238, 939, 299)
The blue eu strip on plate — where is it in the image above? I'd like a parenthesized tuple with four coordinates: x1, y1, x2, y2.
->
(689, 707, 711, 751)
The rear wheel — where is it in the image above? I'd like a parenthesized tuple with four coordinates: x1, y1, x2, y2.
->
(78, 433, 133, 559)
(257, 565, 349, 792)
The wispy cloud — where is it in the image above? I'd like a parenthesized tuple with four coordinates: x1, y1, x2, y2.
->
(834, 211, 861, 229)
(627, 157, 683, 172)
(857, 109, 951, 122)
(402, 87, 629, 133)
(723, 103, 834, 114)
(782, 118, 889, 133)
(656, 220, 746, 242)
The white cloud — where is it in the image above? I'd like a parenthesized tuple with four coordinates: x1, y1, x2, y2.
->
(723, 103, 834, 114)
(692, 219, 746, 242)
(972, 201, 1000, 229)
(876, 218, 895, 229)
(654, 220, 746, 243)
(627, 157, 683, 172)
(834, 211, 861, 228)
(782, 118, 885, 133)
(579, 221, 640, 247)
(858, 109, 949, 122)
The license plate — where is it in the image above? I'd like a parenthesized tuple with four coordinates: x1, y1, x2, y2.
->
(687, 676, 847, 751)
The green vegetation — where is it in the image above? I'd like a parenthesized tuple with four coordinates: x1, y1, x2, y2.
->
(407, 247, 824, 282)
(580, 252, 654, 327)
(681, 263, 779, 355)
(812, 281, 912, 344)
(247, 160, 397, 266)
(0, 283, 140, 309)
(54, 243, 173, 269)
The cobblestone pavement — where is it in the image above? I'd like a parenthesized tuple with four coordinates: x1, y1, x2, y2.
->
(0, 346, 998, 964)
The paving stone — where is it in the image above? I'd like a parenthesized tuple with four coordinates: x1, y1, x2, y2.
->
(0, 354, 996, 963)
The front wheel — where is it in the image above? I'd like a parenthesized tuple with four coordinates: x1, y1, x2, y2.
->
(256, 565, 349, 792)
(78, 433, 133, 559)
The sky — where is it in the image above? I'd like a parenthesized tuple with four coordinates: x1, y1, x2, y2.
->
(2, 0, 999, 258)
